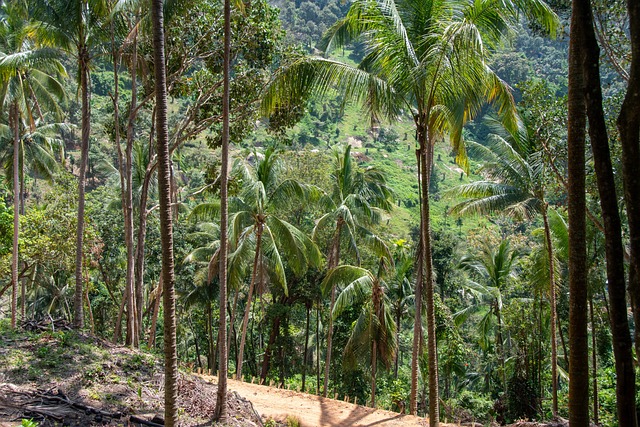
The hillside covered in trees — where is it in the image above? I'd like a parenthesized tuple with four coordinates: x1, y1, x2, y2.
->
(0, 0, 639, 426)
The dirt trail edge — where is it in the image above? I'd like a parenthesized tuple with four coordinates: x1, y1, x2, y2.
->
(200, 374, 455, 427)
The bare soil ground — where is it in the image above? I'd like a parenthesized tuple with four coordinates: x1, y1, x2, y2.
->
(200, 374, 456, 427)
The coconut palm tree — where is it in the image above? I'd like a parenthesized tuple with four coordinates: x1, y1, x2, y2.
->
(447, 121, 562, 414)
(30, 0, 109, 329)
(0, 0, 67, 328)
(230, 147, 323, 380)
(261, 1, 557, 419)
(456, 239, 519, 394)
(313, 144, 393, 396)
(149, 0, 178, 423)
(322, 258, 396, 408)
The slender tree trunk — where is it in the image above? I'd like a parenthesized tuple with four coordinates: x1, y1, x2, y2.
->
(371, 339, 378, 408)
(11, 103, 19, 329)
(214, 0, 231, 420)
(410, 148, 424, 415)
(495, 304, 507, 392)
(323, 220, 342, 396)
(421, 135, 439, 427)
(148, 276, 163, 348)
(590, 297, 599, 425)
(238, 230, 262, 380)
(567, 2, 589, 424)
(618, 0, 640, 368)
(394, 309, 401, 379)
(302, 303, 310, 392)
(74, 45, 91, 329)
(207, 302, 214, 371)
(113, 290, 126, 343)
(542, 206, 558, 416)
(112, 34, 138, 348)
(128, 35, 143, 341)
(151, 1, 178, 424)
(581, 1, 638, 422)
(316, 304, 321, 394)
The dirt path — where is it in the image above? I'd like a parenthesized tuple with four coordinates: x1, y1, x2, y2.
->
(200, 375, 455, 427)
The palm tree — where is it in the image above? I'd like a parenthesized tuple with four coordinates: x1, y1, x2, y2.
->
(447, 121, 561, 414)
(150, 0, 178, 423)
(31, 0, 109, 329)
(456, 239, 519, 393)
(313, 144, 393, 396)
(0, 0, 66, 328)
(566, 1, 588, 424)
(261, 1, 557, 419)
(230, 147, 323, 380)
(214, 0, 232, 420)
(321, 258, 396, 408)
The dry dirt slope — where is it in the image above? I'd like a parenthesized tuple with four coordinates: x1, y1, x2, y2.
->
(200, 374, 458, 427)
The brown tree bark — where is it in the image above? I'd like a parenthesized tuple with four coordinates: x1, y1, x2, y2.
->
(151, 0, 178, 424)
(11, 103, 20, 329)
(618, 0, 640, 367)
(542, 206, 559, 416)
(567, 1, 589, 424)
(580, 1, 638, 422)
(323, 220, 342, 397)
(74, 44, 91, 329)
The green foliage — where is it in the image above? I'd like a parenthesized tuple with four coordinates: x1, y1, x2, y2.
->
(21, 419, 38, 427)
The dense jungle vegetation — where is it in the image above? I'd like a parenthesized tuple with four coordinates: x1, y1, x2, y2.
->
(1, 0, 639, 426)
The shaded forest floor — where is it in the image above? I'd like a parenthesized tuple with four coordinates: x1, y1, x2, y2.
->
(0, 320, 567, 427)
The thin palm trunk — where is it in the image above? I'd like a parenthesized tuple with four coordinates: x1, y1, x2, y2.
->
(237, 230, 262, 380)
(323, 220, 342, 397)
(151, 0, 178, 424)
(567, 1, 589, 423)
(112, 33, 138, 348)
(74, 45, 90, 329)
(214, 0, 231, 420)
(542, 206, 558, 416)
(410, 148, 424, 416)
(420, 134, 439, 426)
(11, 102, 19, 329)
(495, 303, 507, 391)
(129, 35, 143, 340)
(371, 339, 378, 407)
(590, 297, 599, 425)
(316, 304, 321, 394)
(302, 303, 310, 392)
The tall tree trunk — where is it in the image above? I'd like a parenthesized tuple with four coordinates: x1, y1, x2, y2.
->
(542, 206, 558, 416)
(323, 220, 342, 396)
(135, 108, 155, 331)
(112, 33, 138, 348)
(74, 45, 91, 329)
(316, 304, 321, 394)
(302, 303, 310, 392)
(214, 0, 231, 420)
(394, 309, 401, 379)
(11, 102, 19, 329)
(237, 230, 262, 380)
(420, 134, 439, 426)
(371, 339, 378, 408)
(410, 148, 424, 416)
(581, 1, 638, 422)
(618, 0, 640, 367)
(567, 2, 589, 424)
(590, 297, 599, 425)
(151, 1, 178, 424)
(127, 33, 141, 344)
